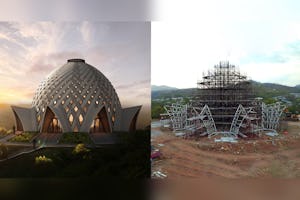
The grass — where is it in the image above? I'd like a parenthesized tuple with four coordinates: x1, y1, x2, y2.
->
(8, 132, 38, 143)
(59, 132, 92, 144)
(0, 130, 150, 177)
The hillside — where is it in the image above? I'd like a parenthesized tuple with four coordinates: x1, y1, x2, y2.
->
(152, 88, 197, 99)
(152, 82, 300, 100)
(251, 81, 300, 98)
(151, 82, 300, 118)
(151, 85, 178, 92)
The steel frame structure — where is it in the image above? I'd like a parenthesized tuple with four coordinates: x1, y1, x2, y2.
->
(164, 102, 188, 131)
(261, 102, 286, 131)
(195, 61, 258, 131)
(160, 61, 286, 138)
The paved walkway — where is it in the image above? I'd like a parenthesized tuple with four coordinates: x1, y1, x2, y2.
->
(0, 132, 118, 162)
(0, 134, 16, 143)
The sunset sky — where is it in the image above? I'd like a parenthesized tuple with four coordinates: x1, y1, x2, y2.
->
(0, 22, 150, 109)
(152, 0, 300, 88)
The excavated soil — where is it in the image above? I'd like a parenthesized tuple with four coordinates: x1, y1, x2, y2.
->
(151, 121, 300, 179)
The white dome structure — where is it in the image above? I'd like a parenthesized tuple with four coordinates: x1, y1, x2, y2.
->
(12, 59, 141, 133)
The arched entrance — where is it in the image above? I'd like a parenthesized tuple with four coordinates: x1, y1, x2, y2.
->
(90, 107, 111, 133)
(42, 107, 62, 133)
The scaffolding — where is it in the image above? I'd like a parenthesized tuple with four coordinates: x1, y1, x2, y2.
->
(160, 61, 285, 138)
(195, 61, 260, 133)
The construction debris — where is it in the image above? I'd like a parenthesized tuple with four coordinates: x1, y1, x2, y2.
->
(265, 132, 279, 137)
(152, 171, 167, 179)
(214, 137, 238, 143)
(175, 132, 186, 137)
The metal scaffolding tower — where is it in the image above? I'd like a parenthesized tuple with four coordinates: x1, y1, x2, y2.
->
(160, 61, 285, 138)
(195, 61, 260, 133)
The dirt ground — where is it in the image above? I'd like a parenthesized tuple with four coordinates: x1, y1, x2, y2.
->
(151, 121, 300, 179)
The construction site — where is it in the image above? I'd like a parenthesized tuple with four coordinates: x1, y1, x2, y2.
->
(159, 61, 285, 139)
(151, 61, 300, 179)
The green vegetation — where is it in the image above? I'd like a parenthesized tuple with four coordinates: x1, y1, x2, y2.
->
(35, 155, 53, 165)
(73, 143, 90, 154)
(151, 82, 300, 118)
(0, 130, 150, 178)
(152, 101, 165, 118)
(59, 132, 92, 144)
(8, 132, 38, 142)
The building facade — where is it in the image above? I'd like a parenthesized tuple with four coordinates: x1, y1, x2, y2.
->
(12, 59, 141, 133)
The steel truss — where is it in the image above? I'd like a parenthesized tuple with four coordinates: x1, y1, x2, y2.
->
(163, 102, 188, 131)
(162, 102, 217, 134)
(261, 102, 286, 132)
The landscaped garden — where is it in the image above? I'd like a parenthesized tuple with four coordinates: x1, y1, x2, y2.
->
(59, 132, 93, 144)
(0, 130, 150, 178)
(8, 132, 38, 142)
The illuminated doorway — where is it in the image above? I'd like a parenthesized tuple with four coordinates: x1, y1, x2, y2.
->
(42, 107, 62, 133)
(90, 107, 110, 133)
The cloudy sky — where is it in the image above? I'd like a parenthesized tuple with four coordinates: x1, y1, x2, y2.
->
(0, 22, 150, 127)
(152, 0, 300, 88)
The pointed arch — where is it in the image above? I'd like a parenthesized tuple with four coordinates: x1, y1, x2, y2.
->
(41, 107, 62, 133)
(129, 110, 139, 132)
(90, 107, 111, 133)
(12, 110, 24, 131)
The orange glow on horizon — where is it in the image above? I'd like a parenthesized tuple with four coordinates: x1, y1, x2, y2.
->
(0, 89, 32, 104)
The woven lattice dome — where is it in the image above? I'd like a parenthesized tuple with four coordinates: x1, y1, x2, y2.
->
(32, 59, 122, 132)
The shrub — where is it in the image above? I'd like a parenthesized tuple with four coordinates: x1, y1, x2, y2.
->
(9, 132, 37, 142)
(73, 143, 91, 160)
(73, 143, 90, 154)
(35, 155, 53, 165)
(59, 132, 92, 144)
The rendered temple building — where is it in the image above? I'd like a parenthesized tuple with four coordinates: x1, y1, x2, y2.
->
(12, 59, 141, 133)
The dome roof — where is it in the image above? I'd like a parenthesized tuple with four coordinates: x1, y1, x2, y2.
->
(32, 59, 121, 132)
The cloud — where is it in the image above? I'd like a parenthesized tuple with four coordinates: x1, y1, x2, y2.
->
(115, 79, 150, 89)
(27, 51, 84, 73)
(0, 22, 150, 110)
(79, 21, 95, 44)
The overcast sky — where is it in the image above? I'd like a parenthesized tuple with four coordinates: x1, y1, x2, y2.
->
(152, 0, 300, 88)
(0, 22, 150, 109)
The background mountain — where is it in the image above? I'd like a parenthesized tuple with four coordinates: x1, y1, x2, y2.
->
(151, 82, 300, 118)
(152, 82, 300, 100)
(151, 85, 178, 91)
